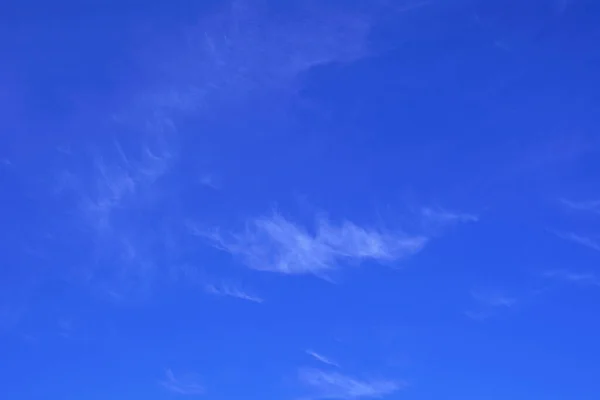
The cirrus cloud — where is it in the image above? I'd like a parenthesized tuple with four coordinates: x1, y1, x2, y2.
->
(160, 369, 204, 396)
(201, 212, 428, 277)
(298, 368, 403, 400)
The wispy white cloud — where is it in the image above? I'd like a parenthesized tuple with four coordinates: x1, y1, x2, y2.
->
(202, 213, 428, 277)
(122, 0, 390, 125)
(560, 198, 600, 214)
(307, 350, 340, 368)
(420, 207, 479, 226)
(554, 197, 600, 252)
(298, 368, 402, 400)
(463, 310, 492, 321)
(554, 231, 600, 252)
(212, 1, 375, 75)
(470, 290, 518, 308)
(54, 138, 175, 299)
(466, 289, 517, 320)
(513, 134, 596, 173)
(78, 141, 171, 230)
(204, 283, 264, 303)
(160, 369, 204, 396)
(198, 173, 220, 190)
(543, 269, 600, 287)
(69, 146, 170, 256)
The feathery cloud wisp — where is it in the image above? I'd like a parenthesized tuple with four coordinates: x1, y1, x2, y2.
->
(559, 198, 600, 215)
(421, 207, 479, 225)
(160, 369, 204, 396)
(543, 269, 600, 287)
(55, 138, 175, 299)
(203, 213, 428, 277)
(471, 290, 518, 308)
(78, 142, 171, 233)
(554, 231, 600, 252)
(204, 283, 264, 303)
(298, 368, 402, 400)
(307, 350, 340, 368)
(126, 0, 380, 125)
(466, 289, 518, 320)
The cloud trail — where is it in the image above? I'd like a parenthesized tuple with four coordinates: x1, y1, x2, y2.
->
(307, 350, 340, 368)
(160, 369, 204, 396)
(465, 288, 518, 320)
(298, 368, 402, 400)
(202, 213, 428, 277)
(560, 198, 600, 214)
(554, 231, 600, 252)
(543, 269, 600, 287)
(204, 283, 264, 303)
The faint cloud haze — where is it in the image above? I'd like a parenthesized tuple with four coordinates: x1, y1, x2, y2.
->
(471, 289, 518, 308)
(560, 198, 600, 215)
(307, 350, 340, 368)
(543, 269, 600, 287)
(466, 288, 518, 320)
(204, 283, 264, 303)
(160, 369, 204, 396)
(201, 212, 428, 277)
(420, 207, 479, 230)
(554, 231, 600, 252)
(298, 368, 402, 400)
(127, 0, 382, 124)
(54, 137, 175, 299)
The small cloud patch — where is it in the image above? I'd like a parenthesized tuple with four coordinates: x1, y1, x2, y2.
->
(160, 369, 204, 396)
(298, 368, 403, 400)
(202, 213, 428, 277)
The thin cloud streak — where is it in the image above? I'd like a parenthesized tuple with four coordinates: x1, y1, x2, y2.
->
(559, 198, 600, 214)
(202, 213, 428, 277)
(298, 368, 402, 400)
(204, 283, 264, 303)
(128, 0, 380, 124)
(307, 350, 340, 368)
(466, 289, 517, 320)
(421, 207, 479, 224)
(470, 289, 517, 308)
(543, 269, 600, 287)
(54, 137, 175, 299)
(554, 231, 600, 252)
(160, 369, 204, 396)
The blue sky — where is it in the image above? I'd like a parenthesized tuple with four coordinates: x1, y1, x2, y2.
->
(1, 0, 600, 399)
